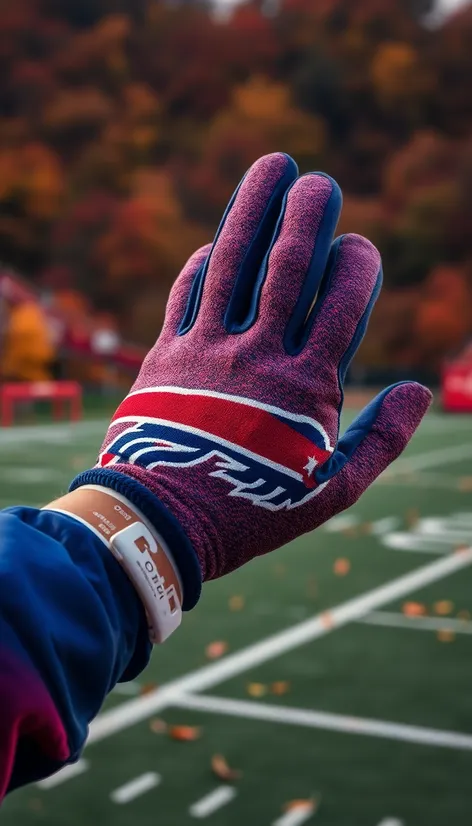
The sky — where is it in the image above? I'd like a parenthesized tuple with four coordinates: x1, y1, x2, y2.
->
(440, 0, 469, 10)
(432, 0, 471, 22)
(214, 0, 471, 21)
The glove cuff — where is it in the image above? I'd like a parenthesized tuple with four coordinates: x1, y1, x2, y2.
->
(70, 469, 202, 611)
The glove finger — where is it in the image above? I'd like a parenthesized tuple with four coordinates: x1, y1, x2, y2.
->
(315, 382, 432, 504)
(300, 234, 382, 377)
(160, 244, 212, 340)
(188, 152, 298, 337)
(255, 173, 342, 352)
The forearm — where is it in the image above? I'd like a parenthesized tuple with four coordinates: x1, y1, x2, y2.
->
(0, 503, 152, 797)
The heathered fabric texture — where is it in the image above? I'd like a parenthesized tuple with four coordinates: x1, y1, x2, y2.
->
(72, 153, 432, 584)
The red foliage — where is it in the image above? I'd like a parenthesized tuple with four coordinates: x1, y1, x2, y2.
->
(0, 0, 469, 363)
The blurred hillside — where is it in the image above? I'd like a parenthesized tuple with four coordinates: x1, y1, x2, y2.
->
(0, 0, 471, 372)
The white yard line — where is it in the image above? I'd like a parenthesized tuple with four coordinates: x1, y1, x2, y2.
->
(324, 516, 398, 536)
(86, 549, 472, 746)
(382, 515, 472, 554)
(324, 514, 358, 532)
(417, 517, 472, 541)
(272, 804, 316, 826)
(110, 771, 161, 804)
(189, 786, 237, 818)
(360, 611, 472, 635)
(376, 820, 403, 826)
(382, 534, 452, 554)
(173, 693, 472, 752)
(37, 759, 89, 789)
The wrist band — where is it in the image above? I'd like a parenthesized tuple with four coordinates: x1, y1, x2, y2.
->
(43, 485, 183, 644)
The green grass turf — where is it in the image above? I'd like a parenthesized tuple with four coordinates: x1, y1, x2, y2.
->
(2, 410, 472, 825)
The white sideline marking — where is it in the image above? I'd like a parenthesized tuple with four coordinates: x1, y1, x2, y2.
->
(87, 549, 472, 745)
(189, 786, 236, 818)
(37, 759, 89, 789)
(371, 517, 399, 535)
(272, 803, 316, 826)
(110, 771, 161, 804)
(361, 611, 472, 635)
(382, 515, 472, 555)
(418, 517, 472, 542)
(173, 693, 472, 752)
(326, 515, 400, 538)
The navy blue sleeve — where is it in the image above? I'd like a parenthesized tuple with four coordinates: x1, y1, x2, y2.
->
(0, 507, 151, 797)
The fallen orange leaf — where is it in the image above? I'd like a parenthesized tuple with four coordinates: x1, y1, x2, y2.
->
(140, 682, 158, 696)
(437, 629, 455, 643)
(433, 600, 454, 616)
(457, 610, 471, 621)
(458, 477, 472, 492)
(341, 526, 357, 538)
(320, 611, 334, 628)
(169, 725, 201, 741)
(228, 595, 245, 612)
(402, 601, 426, 617)
(247, 682, 267, 697)
(334, 557, 351, 576)
(284, 798, 317, 813)
(211, 753, 241, 781)
(205, 641, 228, 660)
(271, 681, 291, 695)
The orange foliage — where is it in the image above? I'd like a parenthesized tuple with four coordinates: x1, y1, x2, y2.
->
(0, 0, 469, 365)
(55, 14, 130, 76)
(44, 88, 115, 134)
(414, 267, 472, 366)
(383, 132, 457, 209)
(188, 77, 325, 212)
(371, 42, 422, 101)
(0, 143, 64, 220)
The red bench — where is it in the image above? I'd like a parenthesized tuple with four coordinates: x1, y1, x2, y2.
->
(0, 381, 82, 426)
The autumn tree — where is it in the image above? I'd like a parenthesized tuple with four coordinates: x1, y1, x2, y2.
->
(0, 0, 470, 368)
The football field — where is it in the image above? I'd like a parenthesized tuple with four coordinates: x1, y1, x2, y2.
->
(2, 409, 472, 825)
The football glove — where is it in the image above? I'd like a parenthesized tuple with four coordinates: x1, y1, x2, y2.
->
(71, 152, 432, 610)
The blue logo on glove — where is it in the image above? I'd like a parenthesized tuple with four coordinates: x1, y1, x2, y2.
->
(100, 419, 331, 511)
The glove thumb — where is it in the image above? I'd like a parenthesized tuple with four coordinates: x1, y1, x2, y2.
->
(316, 381, 433, 508)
